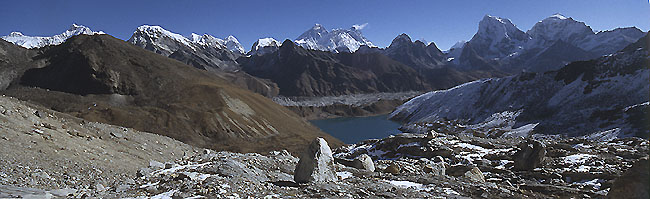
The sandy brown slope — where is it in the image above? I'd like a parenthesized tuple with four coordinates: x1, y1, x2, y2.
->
(0, 95, 196, 190)
(1, 34, 342, 153)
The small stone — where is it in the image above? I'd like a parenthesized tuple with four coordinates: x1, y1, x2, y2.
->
(294, 138, 338, 183)
(149, 160, 165, 170)
(145, 185, 158, 194)
(351, 154, 375, 172)
(433, 156, 445, 163)
(164, 162, 175, 169)
(203, 149, 212, 154)
(110, 132, 124, 139)
(137, 168, 153, 177)
(424, 162, 446, 176)
(94, 183, 106, 192)
(32, 171, 50, 179)
(125, 178, 136, 185)
(384, 164, 400, 175)
(426, 130, 436, 139)
(464, 167, 485, 183)
(34, 110, 41, 118)
(116, 184, 130, 192)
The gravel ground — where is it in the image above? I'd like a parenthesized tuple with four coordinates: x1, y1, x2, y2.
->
(0, 95, 197, 197)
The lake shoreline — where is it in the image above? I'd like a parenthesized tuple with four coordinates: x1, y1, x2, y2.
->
(310, 114, 404, 144)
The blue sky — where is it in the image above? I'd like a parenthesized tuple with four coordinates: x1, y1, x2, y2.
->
(1, 0, 648, 50)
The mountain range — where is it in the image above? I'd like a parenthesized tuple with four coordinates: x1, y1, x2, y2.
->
(1, 24, 105, 49)
(1, 13, 645, 100)
(0, 34, 342, 153)
(452, 14, 645, 72)
(391, 33, 649, 138)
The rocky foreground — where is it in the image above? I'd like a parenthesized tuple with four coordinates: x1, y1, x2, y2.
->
(4, 117, 647, 198)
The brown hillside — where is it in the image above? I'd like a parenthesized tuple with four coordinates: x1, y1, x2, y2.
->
(2, 34, 342, 153)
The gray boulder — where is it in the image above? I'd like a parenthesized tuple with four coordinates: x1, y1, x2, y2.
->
(294, 138, 338, 183)
(513, 139, 546, 170)
(464, 167, 486, 183)
(352, 154, 375, 172)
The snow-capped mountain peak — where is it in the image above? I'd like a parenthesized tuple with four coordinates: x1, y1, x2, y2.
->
(466, 15, 529, 59)
(1, 24, 104, 49)
(477, 15, 528, 42)
(526, 13, 594, 49)
(222, 35, 245, 55)
(135, 25, 192, 45)
(249, 37, 282, 56)
(130, 25, 245, 56)
(294, 23, 374, 53)
(190, 33, 226, 49)
(312, 23, 325, 30)
(189, 33, 244, 55)
(548, 13, 568, 20)
(8, 32, 24, 37)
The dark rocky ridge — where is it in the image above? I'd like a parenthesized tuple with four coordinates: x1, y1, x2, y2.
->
(1, 34, 343, 153)
(240, 40, 430, 97)
(0, 39, 37, 90)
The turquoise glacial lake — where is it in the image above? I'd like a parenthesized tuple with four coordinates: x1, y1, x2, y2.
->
(310, 115, 403, 144)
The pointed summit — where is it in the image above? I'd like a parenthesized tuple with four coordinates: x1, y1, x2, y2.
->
(395, 33, 412, 41)
(388, 33, 413, 49)
(222, 35, 245, 55)
(549, 13, 568, 20)
(8, 32, 23, 37)
(467, 15, 528, 59)
(384, 33, 446, 69)
(68, 23, 89, 31)
(312, 23, 325, 30)
(249, 37, 281, 56)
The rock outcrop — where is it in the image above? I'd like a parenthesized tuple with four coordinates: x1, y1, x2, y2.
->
(294, 138, 338, 183)
(607, 156, 649, 199)
(513, 139, 547, 170)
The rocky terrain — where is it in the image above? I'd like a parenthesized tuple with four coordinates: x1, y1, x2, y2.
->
(18, 121, 645, 198)
(0, 95, 197, 198)
(0, 34, 342, 153)
(0, 13, 647, 199)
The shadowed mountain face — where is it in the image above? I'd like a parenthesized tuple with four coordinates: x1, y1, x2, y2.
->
(239, 40, 430, 97)
(1, 34, 342, 153)
(382, 34, 446, 70)
(0, 40, 37, 90)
